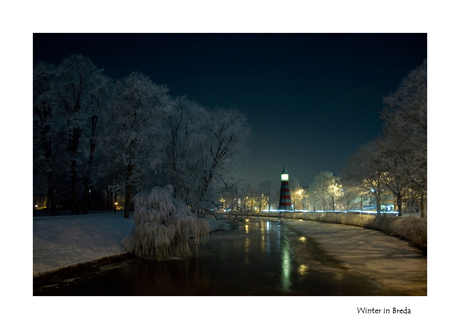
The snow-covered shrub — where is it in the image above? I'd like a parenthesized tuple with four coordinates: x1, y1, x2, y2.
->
(299, 212, 427, 251)
(122, 185, 209, 260)
(365, 215, 427, 251)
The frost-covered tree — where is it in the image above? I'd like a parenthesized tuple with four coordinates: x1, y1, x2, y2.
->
(54, 54, 109, 214)
(104, 72, 171, 219)
(380, 59, 427, 217)
(122, 185, 209, 260)
(197, 108, 252, 209)
(377, 137, 413, 216)
(33, 62, 63, 215)
(162, 103, 251, 213)
(163, 96, 208, 206)
(80, 68, 113, 213)
(258, 180, 277, 212)
(341, 140, 386, 214)
(289, 177, 302, 211)
(339, 179, 364, 212)
(309, 171, 342, 211)
(340, 60, 427, 217)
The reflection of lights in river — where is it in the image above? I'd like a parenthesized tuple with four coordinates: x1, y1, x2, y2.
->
(298, 264, 309, 275)
(335, 272, 344, 281)
(245, 224, 249, 233)
(281, 237, 291, 291)
(245, 237, 250, 264)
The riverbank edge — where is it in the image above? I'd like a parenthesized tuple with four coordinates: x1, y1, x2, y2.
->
(33, 217, 232, 284)
(248, 212, 427, 252)
(33, 253, 133, 284)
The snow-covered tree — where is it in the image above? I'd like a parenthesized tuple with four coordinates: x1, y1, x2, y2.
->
(122, 185, 209, 260)
(162, 96, 208, 207)
(309, 171, 342, 211)
(80, 67, 113, 213)
(258, 180, 277, 212)
(380, 59, 427, 217)
(33, 62, 63, 215)
(289, 177, 302, 211)
(104, 72, 171, 219)
(54, 54, 109, 214)
(341, 140, 386, 214)
(162, 103, 251, 213)
(197, 108, 252, 209)
(377, 137, 413, 216)
(339, 179, 365, 212)
(340, 60, 427, 217)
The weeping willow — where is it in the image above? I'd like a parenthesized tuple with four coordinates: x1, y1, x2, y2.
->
(122, 185, 209, 260)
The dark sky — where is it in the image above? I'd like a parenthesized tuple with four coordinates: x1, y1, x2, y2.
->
(33, 33, 427, 186)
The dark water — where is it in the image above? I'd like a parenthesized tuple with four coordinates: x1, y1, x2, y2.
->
(34, 218, 399, 296)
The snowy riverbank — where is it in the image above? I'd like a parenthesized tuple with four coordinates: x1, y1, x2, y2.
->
(33, 212, 135, 278)
(33, 211, 228, 279)
(250, 212, 427, 251)
(282, 219, 427, 296)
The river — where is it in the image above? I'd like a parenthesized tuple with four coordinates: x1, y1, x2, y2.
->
(34, 217, 414, 296)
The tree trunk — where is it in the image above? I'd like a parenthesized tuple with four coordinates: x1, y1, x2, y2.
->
(69, 128, 82, 215)
(396, 194, 403, 216)
(420, 191, 425, 218)
(47, 184, 57, 216)
(82, 115, 98, 214)
(82, 183, 89, 214)
(124, 185, 131, 219)
(70, 159, 79, 215)
(124, 162, 134, 219)
(376, 189, 381, 215)
(106, 189, 112, 211)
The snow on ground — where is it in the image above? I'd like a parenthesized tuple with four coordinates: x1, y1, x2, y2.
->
(281, 219, 427, 295)
(33, 211, 135, 277)
(33, 211, 229, 277)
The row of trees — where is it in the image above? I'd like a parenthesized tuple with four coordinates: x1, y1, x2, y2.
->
(217, 172, 341, 214)
(33, 54, 252, 218)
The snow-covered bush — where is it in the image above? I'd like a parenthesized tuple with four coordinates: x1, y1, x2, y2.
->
(365, 216, 427, 251)
(301, 212, 427, 251)
(122, 185, 209, 260)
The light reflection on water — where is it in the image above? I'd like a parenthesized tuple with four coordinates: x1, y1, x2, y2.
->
(281, 236, 291, 291)
(298, 264, 309, 275)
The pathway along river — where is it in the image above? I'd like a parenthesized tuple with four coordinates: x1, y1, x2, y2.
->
(34, 217, 426, 296)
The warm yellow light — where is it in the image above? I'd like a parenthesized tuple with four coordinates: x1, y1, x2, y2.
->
(115, 202, 118, 205)
(298, 264, 309, 275)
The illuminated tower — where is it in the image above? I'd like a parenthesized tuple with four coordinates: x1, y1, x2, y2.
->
(279, 165, 291, 211)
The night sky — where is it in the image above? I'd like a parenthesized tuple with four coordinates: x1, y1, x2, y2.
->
(33, 33, 427, 186)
